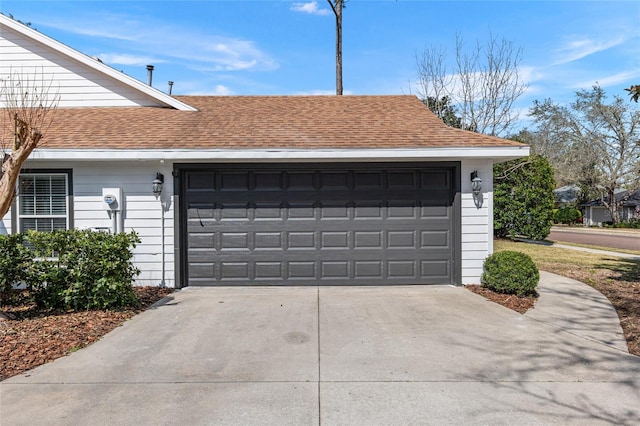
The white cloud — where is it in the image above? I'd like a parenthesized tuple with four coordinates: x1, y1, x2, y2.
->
(44, 17, 138, 41)
(186, 84, 234, 96)
(41, 14, 278, 73)
(571, 69, 640, 89)
(291, 2, 331, 16)
(97, 53, 164, 66)
(553, 35, 626, 65)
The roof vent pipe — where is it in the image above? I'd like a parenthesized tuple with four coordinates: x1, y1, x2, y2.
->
(146, 65, 154, 86)
(168, 81, 174, 95)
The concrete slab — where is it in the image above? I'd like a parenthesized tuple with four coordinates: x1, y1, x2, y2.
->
(2, 277, 639, 425)
(321, 382, 640, 426)
(552, 243, 640, 260)
(318, 286, 640, 383)
(526, 271, 628, 351)
(1, 382, 318, 426)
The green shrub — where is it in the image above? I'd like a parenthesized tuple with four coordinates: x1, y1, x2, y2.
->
(481, 251, 539, 297)
(25, 230, 141, 310)
(494, 155, 556, 241)
(0, 234, 32, 304)
(554, 207, 582, 225)
(611, 219, 640, 229)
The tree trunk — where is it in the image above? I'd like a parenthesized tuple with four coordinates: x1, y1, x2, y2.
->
(335, 3, 343, 95)
(605, 187, 621, 224)
(328, 0, 343, 95)
(0, 115, 42, 218)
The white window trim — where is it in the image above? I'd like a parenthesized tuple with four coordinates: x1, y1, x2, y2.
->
(16, 171, 72, 233)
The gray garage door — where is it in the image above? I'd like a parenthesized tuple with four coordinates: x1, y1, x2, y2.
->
(180, 163, 459, 286)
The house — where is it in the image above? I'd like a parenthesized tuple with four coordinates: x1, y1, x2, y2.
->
(581, 189, 640, 226)
(0, 14, 529, 287)
(553, 185, 580, 208)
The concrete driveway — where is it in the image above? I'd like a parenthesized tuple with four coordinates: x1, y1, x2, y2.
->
(2, 272, 639, 425)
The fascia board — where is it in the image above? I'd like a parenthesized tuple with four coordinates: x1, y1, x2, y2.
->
(27, 146, 530, 162)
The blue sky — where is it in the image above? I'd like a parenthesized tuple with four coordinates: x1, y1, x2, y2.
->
(2, 1, 639, 127)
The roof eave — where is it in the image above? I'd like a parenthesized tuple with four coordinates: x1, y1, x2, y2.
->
(27, 146, 530, 162)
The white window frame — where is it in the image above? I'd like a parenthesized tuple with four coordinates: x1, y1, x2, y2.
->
(16, 171, 72, 233)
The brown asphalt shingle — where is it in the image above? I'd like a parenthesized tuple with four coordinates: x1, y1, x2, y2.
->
(31, 95, 525, 150)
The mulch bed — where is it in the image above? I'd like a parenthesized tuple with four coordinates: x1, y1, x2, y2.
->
(0, 287, 173, 381)
(465, 285, 537, 314)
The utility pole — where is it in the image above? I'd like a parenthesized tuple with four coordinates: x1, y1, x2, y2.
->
(327, 0, 343, 95)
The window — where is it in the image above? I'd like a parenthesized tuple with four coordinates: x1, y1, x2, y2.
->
(17, 171, 71, 232)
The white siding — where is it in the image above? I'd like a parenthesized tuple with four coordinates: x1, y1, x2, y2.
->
(24, 160, 176, 287)
(5, 158, 499, 287)
(460, 160, 494, 285)
(0, 207, 11, 235)
(0, 26, 164, 108)
(584, 206, 612, 227)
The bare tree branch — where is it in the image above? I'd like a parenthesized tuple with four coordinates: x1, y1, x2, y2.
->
(416, 32, 527, 137)
(0, 68, 59, 218)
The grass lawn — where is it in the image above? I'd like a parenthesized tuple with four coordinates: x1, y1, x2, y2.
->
(494, 239, 640, 356)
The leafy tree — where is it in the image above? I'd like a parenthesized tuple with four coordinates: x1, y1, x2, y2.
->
(422, 96, 462, 129)
(528, 85, 640, 224)
(416, 33, 527, 136)
(626, 85, 639, 102)
(494, 154, 555, 240)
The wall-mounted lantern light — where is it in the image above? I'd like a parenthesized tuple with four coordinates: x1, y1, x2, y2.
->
(471, 171, 482, 196)
(471, 171, 483, 208)
(152, 172, 164, 198)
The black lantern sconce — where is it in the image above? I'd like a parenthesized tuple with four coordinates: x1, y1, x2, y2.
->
(152, 173, 164, 199)
(471, 171, 483, 208)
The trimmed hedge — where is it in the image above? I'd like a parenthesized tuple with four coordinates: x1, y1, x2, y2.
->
(554, 207, 582, 225)
(0, 230, 140, 310)
(0, 234, 31, 304)
(481, 251, 539, 297)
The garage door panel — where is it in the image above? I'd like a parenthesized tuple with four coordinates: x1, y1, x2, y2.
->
(388, 261, 415, 278)
(387, 171, 416, 188)
(421, 171, 451, 189)
(320, 204, 349, 219)
(421, 230, 450, 248)
(319, 172, 350, 189)
(288, 262, 316, 278)
(253, 172, 284, 190)
(220, 172, 250, 191)
(220, 232, 250, 250)
(354, 231, 383, 248)
(254, 232, 282, 249)
(220, 262, 250, 279)
(288, 231, 316, 249)
(387, 202, 418, 219)
(255, 262, 283, 279)
(287, 203, 316, 219)
(321, 261, 350, 278)
(420, 260, 450, 280)
(183, 165, 457, 286)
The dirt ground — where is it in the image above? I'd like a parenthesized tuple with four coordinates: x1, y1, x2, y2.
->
(0, 287, 173, 381)
(466, 285, 537, 314)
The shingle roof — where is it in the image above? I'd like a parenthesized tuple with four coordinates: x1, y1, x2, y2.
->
(582, 189, 640, 207)
(32, 95, 525, 150)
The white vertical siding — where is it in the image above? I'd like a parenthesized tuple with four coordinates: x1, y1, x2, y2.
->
(0, 26, 163, 108)
(0, 207, 12, 235)
(24, 160, 175, 287)
(460, 160, 494, 285)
